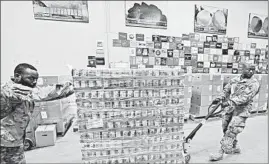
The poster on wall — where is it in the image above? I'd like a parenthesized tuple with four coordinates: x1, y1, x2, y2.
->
(194, 5, 228, 35)
(33, 1, 89, 23)
(125, 1, 168, 29)
(248, 13, 268, 39)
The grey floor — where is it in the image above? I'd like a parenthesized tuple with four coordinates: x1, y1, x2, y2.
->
(25, 114, 268, 163)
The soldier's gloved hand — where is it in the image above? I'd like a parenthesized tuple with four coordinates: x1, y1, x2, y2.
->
(212, 98, 221, 104)
(222, 100, 236, 113)
(221, 101, 230, 108)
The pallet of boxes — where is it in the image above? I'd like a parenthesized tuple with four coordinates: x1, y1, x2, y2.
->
(72, 68, 187, 164)
(190, 74, 223, 117)
(252, 74, 268, 113)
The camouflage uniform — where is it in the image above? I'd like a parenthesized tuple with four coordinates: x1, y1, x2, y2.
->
(209, 75, 260, 161)
(0, 80, 73, 164)
(0, 146, 26, 164)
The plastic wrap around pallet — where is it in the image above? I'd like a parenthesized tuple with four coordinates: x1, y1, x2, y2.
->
(72, 68, 186, 164)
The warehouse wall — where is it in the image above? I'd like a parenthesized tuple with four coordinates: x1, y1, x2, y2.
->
(1, 1, 268, 83)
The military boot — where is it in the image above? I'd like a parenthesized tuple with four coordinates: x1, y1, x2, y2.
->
(226, 139, 241, 154)
(209, 149, 224, 161)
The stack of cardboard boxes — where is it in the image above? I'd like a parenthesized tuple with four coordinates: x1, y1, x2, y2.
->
(190, 74, 223, 117)
(184, 74, 193, 115)
(73, 68, 186, 163)
(253, 74, 268, 112)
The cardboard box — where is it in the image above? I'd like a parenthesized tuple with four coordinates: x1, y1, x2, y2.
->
(258, 101, 268, 111)
(260, 75, 268, 84)
(184, 86, 193, 98)
(191, 94, 213, 106)
(184, 97, 191, 106)
(35, 124, 57, 147)
(192, 85, 212, 95)
(212, 84, 223, 95)
(189, 104, 207, 116)
(184, 75, 192, 86)
(189, 104, 221, 117)
(223, 74, 237, 85)
(37, 75, 72, 86)
(212, 75, 223, 85)
(253, 74, 262, 83)
(260, 82, 268, 91)
(251, 102, 259, 112)
(258, 93, 268, 102)
(253, 94, 259, 102)
(192, 74, 212, 85)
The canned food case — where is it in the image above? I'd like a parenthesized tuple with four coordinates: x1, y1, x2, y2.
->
(72, 68, 187, 163)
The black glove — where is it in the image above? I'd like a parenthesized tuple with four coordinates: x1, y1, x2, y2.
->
(221, 101, 230, 108)
(212, 98, 221, 104)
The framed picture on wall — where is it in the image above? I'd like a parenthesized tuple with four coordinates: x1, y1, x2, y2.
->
(194, 5, 228, 35)
(125, 1, 168, 29)
(33, 1, 89, 23)
(248, 13, 268, 39)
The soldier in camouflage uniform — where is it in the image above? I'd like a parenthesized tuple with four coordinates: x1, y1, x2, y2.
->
(209, 63, 260, 161)
(1, 63, 74, 164)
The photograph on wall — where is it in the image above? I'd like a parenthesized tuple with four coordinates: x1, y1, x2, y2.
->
(33, 1, 89, 23)
(248, 13, 268, 39)
(125, 1, 168, 29)
(194, 4, 228, 35)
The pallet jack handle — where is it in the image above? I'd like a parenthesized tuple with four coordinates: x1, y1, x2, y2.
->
(185, 101, 222, 142)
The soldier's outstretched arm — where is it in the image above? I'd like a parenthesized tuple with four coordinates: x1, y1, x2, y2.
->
(32, 82, 74, 102)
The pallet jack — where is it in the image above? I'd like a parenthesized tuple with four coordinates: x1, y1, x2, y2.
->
(182, 101, 223, 163)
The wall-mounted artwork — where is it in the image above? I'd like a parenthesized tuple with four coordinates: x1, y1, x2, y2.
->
(194, 5, 228, 35)
(125, 1, 167, 29)
(248, 13, 268, 39)
(33, 1, 89, 23)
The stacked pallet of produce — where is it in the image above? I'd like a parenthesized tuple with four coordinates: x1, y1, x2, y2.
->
(72, 68, 186, 164)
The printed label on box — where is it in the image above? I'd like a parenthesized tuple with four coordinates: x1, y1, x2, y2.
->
(209, 96, 212, 102)
(210, 74, 213, 80)
(188, 87, 192, 93)
(41, 111, 48, 119)
(217, 86, 221, 92)
(209, 85, 212, 91)
(87, 118, 104, 128)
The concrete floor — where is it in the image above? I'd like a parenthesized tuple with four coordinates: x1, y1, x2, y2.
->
(25, 114, 268, 163)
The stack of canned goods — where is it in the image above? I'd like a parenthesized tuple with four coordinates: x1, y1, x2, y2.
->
(72, 68, 186, 164)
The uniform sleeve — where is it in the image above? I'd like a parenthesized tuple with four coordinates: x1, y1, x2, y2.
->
(230, 81, 260, 106)
(0, 89, 12, 119)
(0, 85, 28, 119)
(218, 80, 232, 100)
(32, 83, 74, 102)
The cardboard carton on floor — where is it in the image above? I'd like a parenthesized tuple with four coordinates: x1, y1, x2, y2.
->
(259, 82, 268, 91)
(191, 74, 213, 85)
(35, 124, 57, 148)
(191, 94, 213, 106)
(258, 101, 268, 111)
(258, 93, 268, 102)
(212, 84, 223, 95)
(189, 104, 210, 117)
(184, 86, 193, 98)
(251, 102, 259, 112)
(192, 85, 212, 96)
(212, 74, 223, 85)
